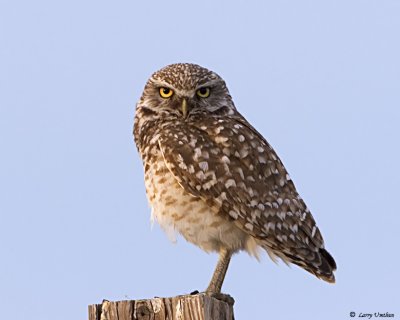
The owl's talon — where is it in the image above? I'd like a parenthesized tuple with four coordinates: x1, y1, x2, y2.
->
(204, 292, 235, 306)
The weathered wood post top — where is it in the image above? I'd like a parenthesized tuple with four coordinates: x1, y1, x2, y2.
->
(88, 293, 234, 320)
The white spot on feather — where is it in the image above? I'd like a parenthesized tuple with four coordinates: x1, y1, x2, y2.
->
(215, 126, 224, 134)
(221, 155, 230, 164)
(250, 200, 258, 207)
(290, 224, 298, 233)
(202, 180, 217, 190)
(198, 161, 209, 172)
(245, 223, 253, 231)
(239, 148, 248, 158)
(196, 170, 205, 180)
(258, 156, 267, 164)
(311, 225, 317, 238)
(202, 150, 210, 159)
(193, 147, 202, 161)
(188, 138, 197, 148)
(265, 222, 275, 232)
(215, 136, 229, 144)
(225, 179, 236, 188)
(277, 211, 286, 220)
(236, 167, 244, 179)
(229, 210, 238, 219)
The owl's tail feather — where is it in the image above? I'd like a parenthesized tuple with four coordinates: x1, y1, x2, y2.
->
(299, 247, 336, 283)
(317, 248, 337, 283)
(267, 246, 337, 283)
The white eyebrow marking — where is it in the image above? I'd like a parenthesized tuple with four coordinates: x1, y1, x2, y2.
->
(196, 79, 220, 88)
(151, 79, 221, 98)
(151, 79, 195, 97)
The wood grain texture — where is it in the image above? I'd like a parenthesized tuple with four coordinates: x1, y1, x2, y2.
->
(88, 293, 234, 320)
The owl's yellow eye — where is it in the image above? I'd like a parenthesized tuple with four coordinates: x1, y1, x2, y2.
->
(159, 87, 174, 98)
(196, 87, 210, 98)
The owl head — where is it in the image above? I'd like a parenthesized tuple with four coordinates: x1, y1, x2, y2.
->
(138, 63, 236, 120)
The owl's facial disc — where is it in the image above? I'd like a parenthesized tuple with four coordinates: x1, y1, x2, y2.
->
(143, 63, 236, 118)
(152, 80, 205, 117)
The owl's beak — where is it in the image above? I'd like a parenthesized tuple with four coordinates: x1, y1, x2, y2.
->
(181, 98, 188, 118)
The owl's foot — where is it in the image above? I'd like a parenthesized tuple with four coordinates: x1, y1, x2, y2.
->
(190, 290, 234, 305)
(204, 292, 235, 306)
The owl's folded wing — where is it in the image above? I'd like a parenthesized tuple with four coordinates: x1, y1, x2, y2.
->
(157, 117, 336, 282)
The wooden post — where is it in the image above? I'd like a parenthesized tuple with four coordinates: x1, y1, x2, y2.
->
(88, 293, 234, 320)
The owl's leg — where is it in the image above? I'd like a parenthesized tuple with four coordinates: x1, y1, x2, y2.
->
(206, 248, 233, 294)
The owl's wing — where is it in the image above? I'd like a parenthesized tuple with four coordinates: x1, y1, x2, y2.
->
(157, 115, 336, 282)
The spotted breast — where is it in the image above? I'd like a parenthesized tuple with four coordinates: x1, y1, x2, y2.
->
(145, 149, 259, 255)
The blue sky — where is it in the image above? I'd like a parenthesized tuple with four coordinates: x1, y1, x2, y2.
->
(1, 1, 399, 319)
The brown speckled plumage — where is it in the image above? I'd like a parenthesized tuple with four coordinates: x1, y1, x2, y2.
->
(134, 63, 336, 292)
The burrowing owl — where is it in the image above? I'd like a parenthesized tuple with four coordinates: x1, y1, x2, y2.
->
(133, 63, 336, 293)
